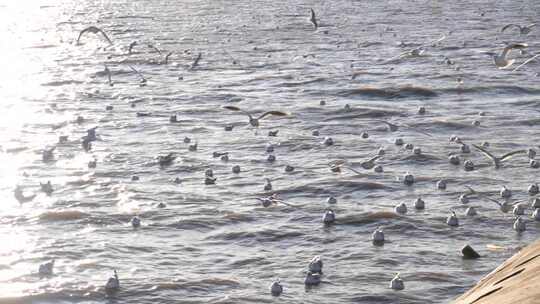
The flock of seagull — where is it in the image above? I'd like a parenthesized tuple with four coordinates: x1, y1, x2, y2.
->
(7, 7, 540, 298)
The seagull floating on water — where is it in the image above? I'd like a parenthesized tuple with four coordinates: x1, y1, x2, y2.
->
(39, 259, 55, 276)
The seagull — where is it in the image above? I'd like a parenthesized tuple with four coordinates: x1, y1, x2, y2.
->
(222, 106, 287, 127)
(105, 270, 120, 292)
(328, 160, 364, 175)
(14, 186, 36, 203)
(390, 273, 404, 290)
(147, 44, 162, 55)
(76, 26, 113, 45)
(465, 186, 514, 213)
(308, 256, 323, 274)
(471, 144, 526, 168)
(39, 259, 55, 276)
(40, 181, 54, 195)
(374, 120, 432, 137)
(255, 194, 294, 208)
(128, 65, 147, 84)
(493, 43, 528, 69)
(270, 279, 283, 296)
(388, 35, 446, 61)
(190, 52, 202, 70)
(128, 41, 138, 54)
(501, 23, 536, 35)
(158, 153, 176, 166)
(104, 65, 113, 86)
(164, 52, 173, 64)
(309, 8, 318, 29)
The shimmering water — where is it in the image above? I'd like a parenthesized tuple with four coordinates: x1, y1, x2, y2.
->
(1, 0, 540, 303)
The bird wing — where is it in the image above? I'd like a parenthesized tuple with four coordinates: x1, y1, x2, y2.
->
(343, 166, 365, 175)
(502, 43, 528, 58)
(164, 52, 173, 64)
(190, 53, 202, 69)
(105, 66, 112, 84)
(500, 149, 526, 161)
(310, 9, 317, 28)
(501, 24, 520, 32)
(223, 105, 252, 118)
(527, 23, 537, 29)
(76, 27, 91, 43)
(328, 159, 347, 167)
(366, 155, 381, 163)
(402, 124, 433, 137)
(257, 111, 288, 120)
(148, 44, 162, 55)
(128, 65, 145, 81)
(472, 144, 499, 166)
(97, 28, 113, 44)
(512, 53, 540, 72)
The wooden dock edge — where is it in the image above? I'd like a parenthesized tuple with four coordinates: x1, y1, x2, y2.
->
(453, 239, 540, 304)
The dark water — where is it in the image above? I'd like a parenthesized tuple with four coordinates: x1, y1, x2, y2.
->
(1, 0, 540, 303)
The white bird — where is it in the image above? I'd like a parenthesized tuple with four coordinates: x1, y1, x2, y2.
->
(446, 211, 459, 226)
(528, 183, 539, 195)
(465, 207, 477, 216)
(390, 273, 404, 290)
(402, 172, 414, 185)
(437, 180, 447, 190)
(472, 144, 526, 168)
(394, 202, 407, 214)
(493, 43, 528, 69)
(131, 216, 141, 228)
(39, 259, 55, 276)
(500, 186, 512, 198)
(322, 209, 335, 224)
(304, 272, 321, 286)
(513, 203, 526, 216)
(372, 227, 385, 244)
(501, 23, 536, 35)
(104, 65, 113, 86)
(270, 279, 283, 296)
(513, 216, 526, 232)
(105, 270, 120, 291)
(40, 181, 54, 194)
(264, 178, 272, 191)
(308, 256, 323, 274)
(76, 26, 113, 45)
(375, 120, 432, 137)
(414, 197, 425, 210)
(222, 106, 287, 127)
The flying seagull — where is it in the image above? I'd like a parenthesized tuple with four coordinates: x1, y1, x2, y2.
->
(472, 144, 526, 168)
(222, 106, 287, 127)
(493, 43, 527, 69)
(77, 26, 113, 45)
(501, 23, 536, 35)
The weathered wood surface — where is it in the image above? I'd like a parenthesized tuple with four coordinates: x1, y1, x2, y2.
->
(453, 240, 540, 304)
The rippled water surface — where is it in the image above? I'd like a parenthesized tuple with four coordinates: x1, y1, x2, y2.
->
(1, 0, 540, 303)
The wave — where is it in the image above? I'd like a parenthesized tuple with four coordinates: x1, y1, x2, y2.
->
(337, 86, 438, 99)
(38, 210, 89, 221)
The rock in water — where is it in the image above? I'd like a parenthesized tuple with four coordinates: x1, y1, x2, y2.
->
(461, 245, 481, 259)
